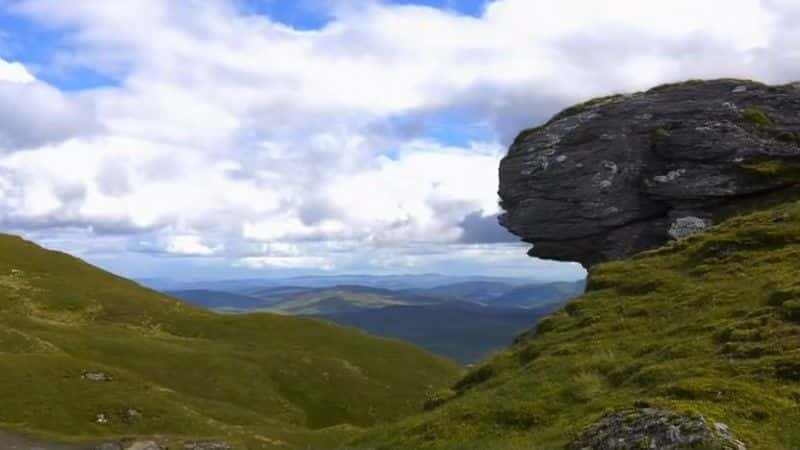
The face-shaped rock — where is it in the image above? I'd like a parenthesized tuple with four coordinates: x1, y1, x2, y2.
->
(499, 79, 800, 266)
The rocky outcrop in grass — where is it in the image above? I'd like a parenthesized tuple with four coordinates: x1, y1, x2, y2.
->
(567, 408, 746, 450)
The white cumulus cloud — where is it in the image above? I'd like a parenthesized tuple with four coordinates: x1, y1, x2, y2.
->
(0, 59, 35, 83)
(0, 0, 798, 278)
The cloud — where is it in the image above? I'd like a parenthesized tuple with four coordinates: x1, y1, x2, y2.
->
(0, 0, 798, 278)
(459, 211, 518, 244)
(0, 58, 100, 150)
(0, 59, 35, 83)
(164, 235, 222, 256)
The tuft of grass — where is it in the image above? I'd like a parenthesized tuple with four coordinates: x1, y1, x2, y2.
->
(776, 131, 800, 144)
(652, 127, 672, 142)
(739, 160, 800, 181)
(511, 126, 546, 148)
(352, 200, 800, 450)
(646, 79, 707, 93)
(545, 94, 623, 125)
(742, 107, 775, 129)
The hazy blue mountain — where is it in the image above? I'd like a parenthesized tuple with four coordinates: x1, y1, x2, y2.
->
(165, 289, 268, 309)
(406, 279, 585, 308)
(161, 279, 584, 363)
(491, 280, 586, 308)
(244, 285, 310, 297)
(408, 281, 520, 303)
(141, 274, 547, 293)
(141, 278, 280, 292)
(252, 285, 445, 315)
(161, 285, 444, 313)
(268, 274, 462, 290)
(313, 302, 560, 364)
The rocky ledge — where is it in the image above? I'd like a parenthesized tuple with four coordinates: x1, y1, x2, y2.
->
(499, 79, 800, 266)
(567, 408, 746, 450)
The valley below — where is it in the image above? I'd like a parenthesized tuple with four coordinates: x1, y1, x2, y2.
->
(165, 280, 584, 364)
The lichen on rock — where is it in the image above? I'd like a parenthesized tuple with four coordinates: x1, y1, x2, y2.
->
(668, 216, 708, 240)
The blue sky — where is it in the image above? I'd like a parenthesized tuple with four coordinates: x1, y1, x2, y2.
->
(0, 6, 116, 90)
(1, 0, 488, 90)
(0, 0, 795, 282)
(241, 0, 488, 29)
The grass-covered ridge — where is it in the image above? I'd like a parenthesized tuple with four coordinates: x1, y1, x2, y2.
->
(0, 235, 460, 449)
(352, 200, 800, 450)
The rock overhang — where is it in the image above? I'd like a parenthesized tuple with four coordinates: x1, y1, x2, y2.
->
(498, 79, 800, 267)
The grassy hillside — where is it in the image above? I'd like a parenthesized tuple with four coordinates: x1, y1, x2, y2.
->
(352, 200, 800, 449)
(0, 235, 460, 449)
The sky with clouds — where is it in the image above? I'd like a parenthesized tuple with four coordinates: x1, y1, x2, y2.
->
(0, 0, 798, 281)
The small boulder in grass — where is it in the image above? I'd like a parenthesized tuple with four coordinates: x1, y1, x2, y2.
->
(82, 371, 113, 382)
(125, 441, 163, 450)
(183, 442, 232, 450)
(566, 407, 746, 450)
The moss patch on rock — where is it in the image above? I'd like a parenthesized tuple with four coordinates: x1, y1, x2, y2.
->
(739, 160, 800, 180)
(742, 107, 774, 129)
(546, 94, 624, 125)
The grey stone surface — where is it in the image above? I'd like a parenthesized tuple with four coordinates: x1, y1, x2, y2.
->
(81, 371, 113, 382)
(667, 216, 708, 240)
(125, 442, 161, 450)
(94, 444, 122, 450)
(499, 79, 800, 266)
(183, 442, 232, 450)
(0, 430, 104, 450)
(566, 408, 746, 450)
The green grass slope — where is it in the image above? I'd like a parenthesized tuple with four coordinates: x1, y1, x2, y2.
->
(352, 201, 800, 450)
(0, 235, 460, 449)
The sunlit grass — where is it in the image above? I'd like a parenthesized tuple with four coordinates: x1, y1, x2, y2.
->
(354, 201, 800, 450)
(0, 235, 461, 449)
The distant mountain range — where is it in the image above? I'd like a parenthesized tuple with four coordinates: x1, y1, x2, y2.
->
(141, 273, 557, 292)
(250, 285, 442, 314)
(168, 285, 442, 314)
(315, 301, 562, 363)
(166, 278, 585, 363)
(406, 280, 586, 308)
(164, 289, 270, 309)
(491, 280, 587, 308)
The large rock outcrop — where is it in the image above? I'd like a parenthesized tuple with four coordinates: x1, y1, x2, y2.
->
(499, 79, 800, 266)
